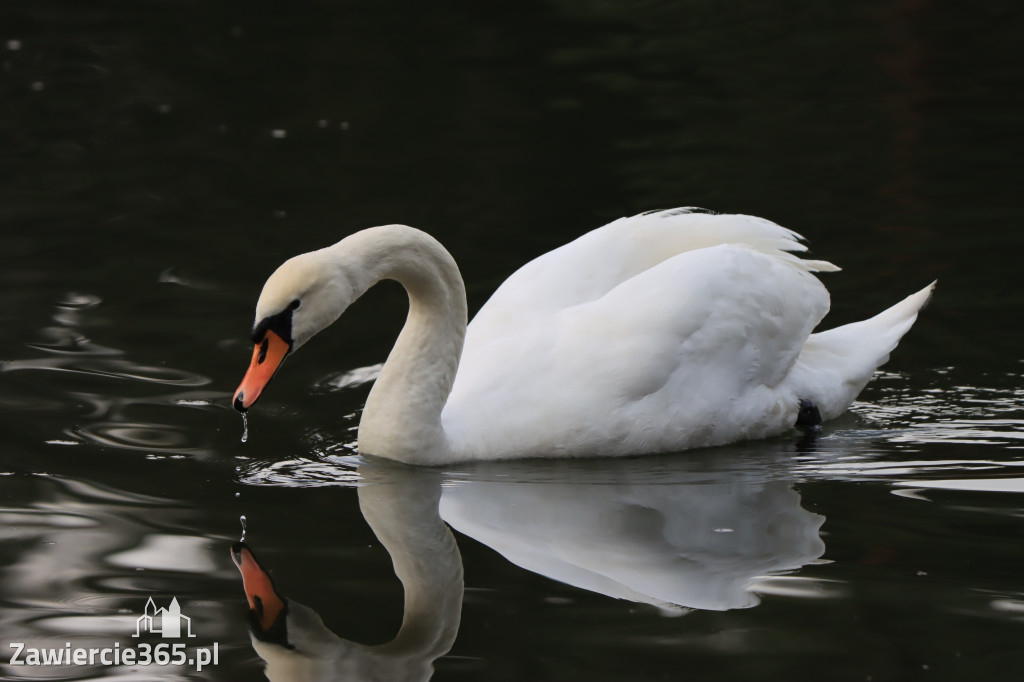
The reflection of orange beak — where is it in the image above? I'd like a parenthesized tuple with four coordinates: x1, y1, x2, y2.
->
(233, 330, 290, 412)
(231, 542, 286, 633)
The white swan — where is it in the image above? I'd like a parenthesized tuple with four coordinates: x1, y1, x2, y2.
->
(233, 208, 933, 465)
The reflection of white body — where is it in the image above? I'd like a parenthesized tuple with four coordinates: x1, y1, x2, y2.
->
(440, 454, 825, 611)
(239, 209, 933, 464)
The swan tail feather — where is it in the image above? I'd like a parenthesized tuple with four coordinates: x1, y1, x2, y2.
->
(803, 259, 842, 273)
(792, 281, 935, 419)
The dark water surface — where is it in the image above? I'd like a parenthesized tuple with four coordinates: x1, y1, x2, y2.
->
(2, 1, 1023, 680)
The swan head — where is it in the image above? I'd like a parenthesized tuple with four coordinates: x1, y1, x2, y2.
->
(234, 250, 355, 412)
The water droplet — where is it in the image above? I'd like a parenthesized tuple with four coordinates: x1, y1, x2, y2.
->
(239, 515, 247, 542)
(240, 412, 249, 443)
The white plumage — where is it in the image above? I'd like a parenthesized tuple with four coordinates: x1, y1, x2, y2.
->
(238, 208, 933, 465)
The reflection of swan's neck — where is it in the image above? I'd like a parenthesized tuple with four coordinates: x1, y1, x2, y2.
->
(338, 227, 468, 464)
(358, 468, 464, 662)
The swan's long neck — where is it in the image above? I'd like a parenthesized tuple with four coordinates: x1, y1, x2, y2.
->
(330, 226, 467, 464)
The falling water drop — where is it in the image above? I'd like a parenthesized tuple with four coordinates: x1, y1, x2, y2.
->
(239, 514, 247, 543)
(240, 412, 249, 443)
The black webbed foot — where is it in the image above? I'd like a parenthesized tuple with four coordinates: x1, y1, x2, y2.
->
(795, 398, 822, 433)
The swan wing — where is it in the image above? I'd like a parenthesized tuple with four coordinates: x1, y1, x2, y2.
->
(469, 209, 836, 337)
(445, 237, 832, 459)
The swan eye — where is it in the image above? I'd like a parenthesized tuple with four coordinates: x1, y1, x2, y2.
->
(289, 299, 301, 311)
(257, 338, 269, 364)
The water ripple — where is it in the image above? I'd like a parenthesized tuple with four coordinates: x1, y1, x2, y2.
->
(236, 455, 363, 488)
(791, 370, 1024, 486)
(107, 533, 218, 573)
(157, 266, 217, 290)
(3, 292, 222, 461)
(0, 509, 99, 531)
(71, 422, 200, 455)
(24, 325, 121, 356)
(838, 371, 1024, 447)
(2, 356, 209, 386)
(57, 292, 103, 309)
(312, 363, 383, 393)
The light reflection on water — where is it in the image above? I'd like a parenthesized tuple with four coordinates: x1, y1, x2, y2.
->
(0, 475, 246, 681)
(236, 455, 363, 488)
(2, 291, 228, 463)
(780, 369, 1024, 481)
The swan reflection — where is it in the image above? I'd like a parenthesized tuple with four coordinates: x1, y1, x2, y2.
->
(440, 449, 825, 611)
(234, 449, 825, 678)
(232, 463, 463, 682)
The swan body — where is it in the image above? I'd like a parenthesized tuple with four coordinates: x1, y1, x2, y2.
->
(234, 209, 933, 465)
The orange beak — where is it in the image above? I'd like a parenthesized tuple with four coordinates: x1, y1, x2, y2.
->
(231, 543, 287, 632)
(233, 330, 290, 412)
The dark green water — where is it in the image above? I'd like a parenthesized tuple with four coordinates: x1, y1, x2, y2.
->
(2, 1, 1023, 680)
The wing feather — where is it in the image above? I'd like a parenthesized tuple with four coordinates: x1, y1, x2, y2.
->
(445, 223, 831, 458)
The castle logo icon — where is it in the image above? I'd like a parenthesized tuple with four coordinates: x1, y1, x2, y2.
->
(132, 597, 196, 638)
